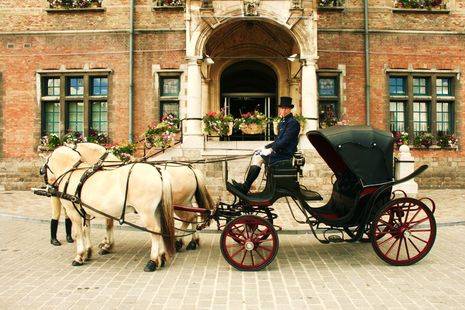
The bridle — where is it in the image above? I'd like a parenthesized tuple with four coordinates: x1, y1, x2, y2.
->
(39, 145, 83, 188)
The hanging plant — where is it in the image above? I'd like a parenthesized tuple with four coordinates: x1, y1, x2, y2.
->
(202, 111, 234, 137)
(235, 111, 268, 135)
(143, 114, 181, 149)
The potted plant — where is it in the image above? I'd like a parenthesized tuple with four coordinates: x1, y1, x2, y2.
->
(144, 114, 181, 149)
(38, 134, 61, 152)
(294, 114, 307, 134)
(436, 133, 458, 149)
(62, 131, 84, 145)
(413, 132, 434, 149)
(235, 111, 268, 135)
(86, 129, 109, 145)
(202, 111, 234, 137)
(393, 131, 409, 148)
(109, 142, 136, 162)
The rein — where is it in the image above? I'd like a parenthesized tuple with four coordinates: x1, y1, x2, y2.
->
(39, 148, 251, 237)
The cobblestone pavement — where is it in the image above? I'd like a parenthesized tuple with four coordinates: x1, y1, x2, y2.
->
(1, 217, 465, 309)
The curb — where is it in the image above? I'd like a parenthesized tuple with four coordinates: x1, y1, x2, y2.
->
(1, 212, 465, 235)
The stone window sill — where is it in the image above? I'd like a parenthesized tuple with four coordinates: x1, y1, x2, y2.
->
(317, 6, 345, 11)
(152, 6, 185, 11)
(45, 7, 105, 13)
(392, 8, 450, 14)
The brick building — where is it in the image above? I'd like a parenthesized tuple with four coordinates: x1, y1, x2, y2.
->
(0, 0, 464, 191)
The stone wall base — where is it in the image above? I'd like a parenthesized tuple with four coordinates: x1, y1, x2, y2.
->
(1, 151, 464, 196)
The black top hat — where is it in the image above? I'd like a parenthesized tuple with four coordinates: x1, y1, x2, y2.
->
(278, 96, 294, 108)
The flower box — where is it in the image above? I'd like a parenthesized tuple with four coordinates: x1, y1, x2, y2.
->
(239, 123, 266, 135)
(47, 0, 103, 10)
(235, 111, 268, 135)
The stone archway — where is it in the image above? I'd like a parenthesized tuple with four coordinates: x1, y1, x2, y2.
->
(183, 9, 318, 148)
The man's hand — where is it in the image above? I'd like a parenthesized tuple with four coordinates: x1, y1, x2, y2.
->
(260, 148, 273, 156)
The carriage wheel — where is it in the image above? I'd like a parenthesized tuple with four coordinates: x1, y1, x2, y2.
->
(220, 215, 279, 271)
(371, 198, 436, 266)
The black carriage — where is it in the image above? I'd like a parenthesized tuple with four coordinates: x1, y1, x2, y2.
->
(216, 126, 437, 271)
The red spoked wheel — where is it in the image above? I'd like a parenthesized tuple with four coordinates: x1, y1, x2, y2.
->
(220, 215, 279, 271)
(371, 197, 436, 266)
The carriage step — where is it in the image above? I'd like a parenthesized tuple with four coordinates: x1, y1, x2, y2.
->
(327, 235, 343, 243)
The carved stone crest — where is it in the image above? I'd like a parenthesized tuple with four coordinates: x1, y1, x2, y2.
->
(243, 0, 260, 16)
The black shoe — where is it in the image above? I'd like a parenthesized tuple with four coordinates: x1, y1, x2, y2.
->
(232, 181, 248, 194)
(50, 219, 61, 246)
(51, 238, 61, 246)
(65, 218, 74, 243)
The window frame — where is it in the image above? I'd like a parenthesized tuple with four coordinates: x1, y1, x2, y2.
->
(39, 71, 110, 138)
(387, 71, 456, 142)
(158, 73, 181, 119)
(317, 70, 342, 128)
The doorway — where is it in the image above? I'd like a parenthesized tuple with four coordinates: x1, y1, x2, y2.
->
(220, 61, 278, 140)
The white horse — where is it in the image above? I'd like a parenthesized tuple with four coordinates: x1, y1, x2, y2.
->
(42, 146, 175, 272)
(72, 142, 215, 252)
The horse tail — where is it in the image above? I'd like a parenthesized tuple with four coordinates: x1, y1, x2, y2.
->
(159, 169, 175, 259)
(193, 168, 215, 211)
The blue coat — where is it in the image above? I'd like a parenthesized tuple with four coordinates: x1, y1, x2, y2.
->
(265, 113, 300, 164)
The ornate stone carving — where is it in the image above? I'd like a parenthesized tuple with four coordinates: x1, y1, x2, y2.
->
(291, 0, 302, 9)
(243, 0, 260, 16)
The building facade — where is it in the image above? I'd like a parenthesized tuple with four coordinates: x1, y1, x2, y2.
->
(0, 0, 464, 191)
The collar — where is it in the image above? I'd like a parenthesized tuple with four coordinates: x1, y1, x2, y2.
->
(283, 112, 293, 120)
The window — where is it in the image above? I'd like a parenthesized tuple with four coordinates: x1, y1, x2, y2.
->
(67, 77, 84, 96)
(413, 101, 429, 134)
(91, 101, 108, 134)
(159, 75, 180, 118)
(413, 77, 430, 96)
(43, 102, 60, 135)
(388, 72, 456, 141)
(91, 77, 108, 96)
(66, 102, 84, 133)
(436, 78, 452, 96)
(389, 77, 406, 95)
(317, 73, 340, 128)
(45, 77, 60, 96)
(40, 73, 110, 137)
(390, 101, 407, 132)
(437, 102, 453, 134)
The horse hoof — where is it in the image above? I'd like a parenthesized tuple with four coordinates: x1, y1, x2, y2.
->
(144, 260, 157, 272)
(72, 260, 83, 266)
(175, 240, 183, 252)
(99, 248, 110, 255)
(51, 238, 61, 246)
(186, 240, 197, 251)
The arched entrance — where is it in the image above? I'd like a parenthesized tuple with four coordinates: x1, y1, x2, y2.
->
(221, 60, 277, 118)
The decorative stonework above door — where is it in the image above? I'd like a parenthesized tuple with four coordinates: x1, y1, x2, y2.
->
(243, 0, 260, 16)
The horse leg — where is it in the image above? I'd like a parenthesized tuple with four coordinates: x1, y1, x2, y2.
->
(140, 214, 164, 272)
(66, 210, 86, 266)
(175, 220, 189, 252)
(98, 218, 114, 255)
(82, 217, 92, 260)
(186, 215, 200, 251)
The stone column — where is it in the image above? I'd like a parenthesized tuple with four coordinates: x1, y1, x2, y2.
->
(299, 58, 318, 149)
(393, 145, 418, 196)
(289, 78, 301, 114)
(183, 57, 204, 149)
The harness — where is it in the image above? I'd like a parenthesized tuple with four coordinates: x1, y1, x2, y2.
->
(37, 151, 250, 237)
